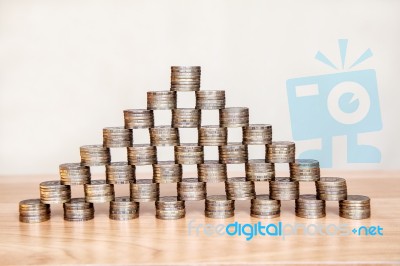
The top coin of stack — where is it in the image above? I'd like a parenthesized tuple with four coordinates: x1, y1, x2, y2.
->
(243, 124, 272, 145)
(220, 107, 249, 128)
(290, 159, 320, 182)
(170, 66, 201, 91)
(80, 145, 111, 166)
(266, 141, 295, 163)
(103, 127, 133, 148)
(195, 90, 226, 110)
(339, 195, 371, 220)
(147, 91, 177, 110)
(124, 109, 154, 129)
(59, 163, 91, 185)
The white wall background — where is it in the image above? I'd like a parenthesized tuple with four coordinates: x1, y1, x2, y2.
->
(0, 0, 399, 175)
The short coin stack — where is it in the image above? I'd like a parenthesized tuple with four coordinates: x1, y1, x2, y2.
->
(316, 177, 347, 201)
(250, 195, 280, 218)
(64, 198, 95, 222)
(124, 109, 154, 129)
(19, 199, 51, 223)
(152, 161, 182, 183)
(198, 160, 227, 183)
(155, 196, 185, 220)
(266, 141, 295, 163)
(149, 126, 180, 146)
(290, 159, 320, 182)
(106, 162, 135, 184)
(219, 107, 249, 127)
(339, 195, 371, 219)
(175, 144, 204, 165)
(109, 196, 139, 220)
(178, 178, 206, 200)
(84, 180, 115, 203)
(127, 144, 157, 165)
(219, 143, 248, 164)
(195, 90, 225, 109)
(103, 127, 133, 148)
(205, 195, 234, 218)
(130, 179, 159, 202)
(198, 126, 227, 146)
(295, 194, 326, 219)
(243, 124, 272, 145)
(269, 178, 299, 200)
(245, 159, 275, 181)
(225, 177, 255, 200)
(172, 108, 201, 128)
(80, 145, 111, 166)
(170, 66, 201, 91)
(40, 181, 71, 204)
(147, 91, 176, 110)
(59, 163, 91, 185)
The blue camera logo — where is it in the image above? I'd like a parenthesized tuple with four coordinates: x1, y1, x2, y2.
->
(286, 39, 382, 167)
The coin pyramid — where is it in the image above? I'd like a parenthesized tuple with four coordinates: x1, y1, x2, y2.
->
(19, 66, 371, 222)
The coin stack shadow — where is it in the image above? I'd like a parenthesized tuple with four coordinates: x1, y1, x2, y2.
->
(19, 66, 372, 223)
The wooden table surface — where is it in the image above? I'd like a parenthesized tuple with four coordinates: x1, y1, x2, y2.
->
(1, 172, 399, 265)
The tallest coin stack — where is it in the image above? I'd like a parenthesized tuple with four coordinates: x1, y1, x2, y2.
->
(19, 66, 371, 223)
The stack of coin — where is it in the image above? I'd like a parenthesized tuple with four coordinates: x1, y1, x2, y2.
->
(219, 143, 248, 164)
(178, 178, 206, 201)
(109, 196, 139, 220)
(40, 181, 71, 204)
(80, 145, 111, 166)
(172, 108, 201, 128)
(225, 177, 255, 200)
(266, 141, 295, 163)
(19, 199, 51, 223)
(63, 198, 95, 222)
(205, 195, 234, 218)
(130, 179, 159, 202)
(170, 66, 201, 91)
(59, 163, 91, 185)
(175, 144, 204, 165)
(339, 195, 371, 220)
(219, 107, 249, 127)
(155, 196, 185, 220)
(269, 177, 299, 200)
(84, 180, 115, 203)
(124, 109, 154, 129)
(103, 127, 133, 148)
(106, 162, 135, 184)
(198, 125, 227, 146)
(316, 177, 347, 201)
(290, 159, 320, 182)
(127, 144, 157, 165)
(153, 161, 182, 183)
(243, 124, 272, 145)
(198, 160, 227, 183)
(245, 159, 275, 181)
(250, 195, 280, 218)
(149, 126, 180, 146)
(195, 90, 226, 109)
(295, 194, 326, 219)
(147, 91, 177, 110)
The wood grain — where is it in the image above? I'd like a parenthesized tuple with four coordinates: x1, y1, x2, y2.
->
(0, 173, 399, 265)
